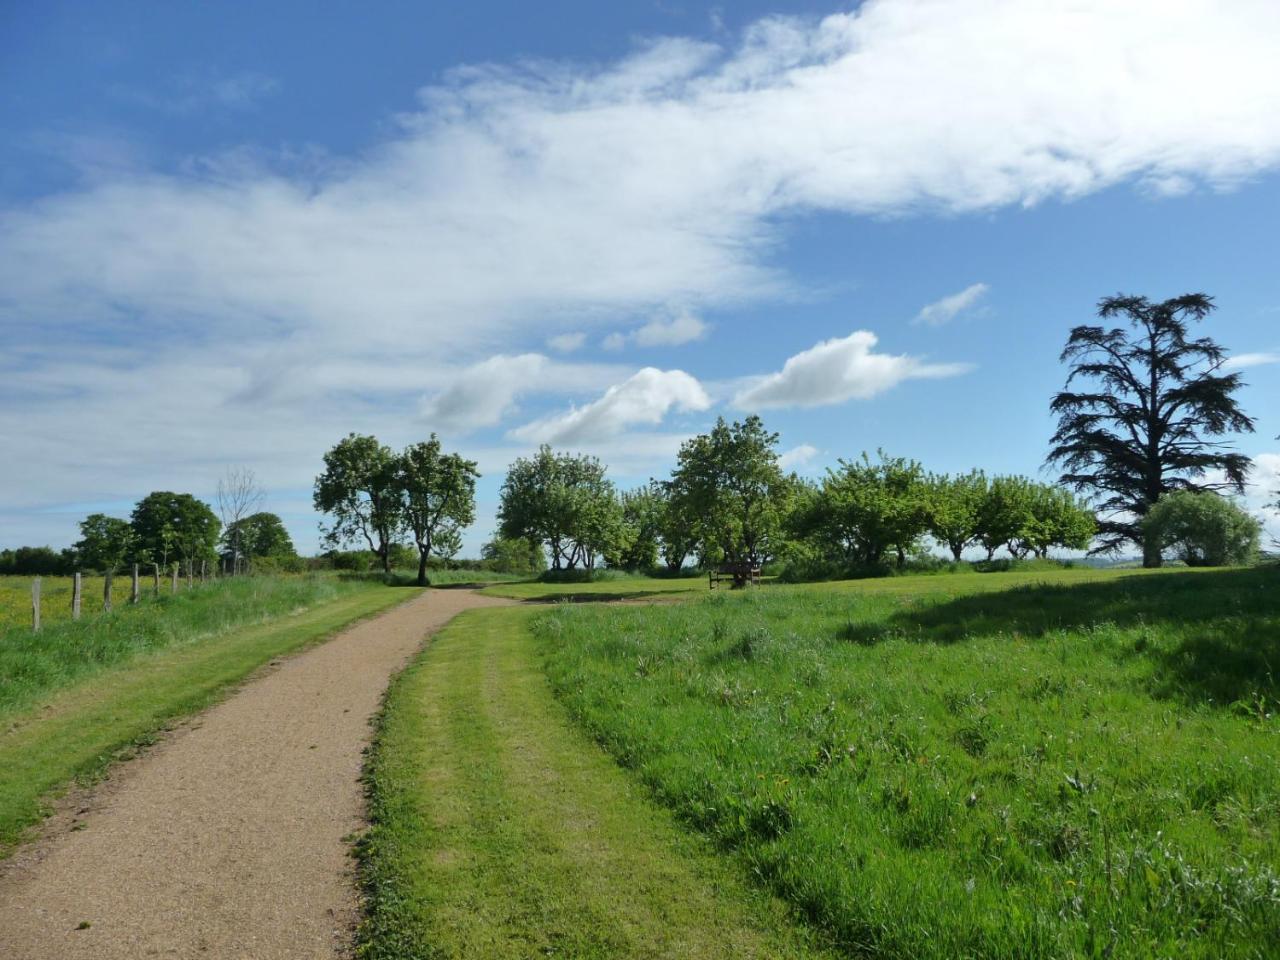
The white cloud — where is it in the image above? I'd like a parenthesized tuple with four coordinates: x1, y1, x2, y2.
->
(6, 0, 1280, 542)
(779, 443, 820, 471)
(1225, 351, 1280, 370)
(734, 330, 971, 409)
(511, 368, 711, 445)
(914, 282, 989, 326)
(603, 307, 709, 351)
(547, 332, 587, 353)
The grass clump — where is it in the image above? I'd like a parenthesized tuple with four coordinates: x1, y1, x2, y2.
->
(536, 566, 1280, 959)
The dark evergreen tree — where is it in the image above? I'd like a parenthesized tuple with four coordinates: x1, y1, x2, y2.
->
(1047, 293, 1254, 566)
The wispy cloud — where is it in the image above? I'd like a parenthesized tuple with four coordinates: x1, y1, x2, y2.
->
(779, 443, 820, 471)
(1224, 351, 1280, 370)
(914, 283, 990, 326)
(547, 332, 587, 353)
(734, 331, 971, 410)
(603, 308, 709, 351)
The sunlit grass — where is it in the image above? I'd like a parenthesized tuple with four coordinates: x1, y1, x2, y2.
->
(537, 566, 1280, 958)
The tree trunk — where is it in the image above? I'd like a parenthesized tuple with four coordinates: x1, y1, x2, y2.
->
(417, 549, 429, 587)
(951, 544, 964, 563)
(1142, 531, 1164, 568)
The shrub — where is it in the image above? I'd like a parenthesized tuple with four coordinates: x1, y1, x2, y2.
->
(1143, 491, 1260, 566)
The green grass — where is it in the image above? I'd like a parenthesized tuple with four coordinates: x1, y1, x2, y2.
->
(357, 606, 838, 959)
(535, 566, 1280, 959)
(478, 573, 710, 602)
(0, 577, 409, 854)
(0, 572, 184, 631)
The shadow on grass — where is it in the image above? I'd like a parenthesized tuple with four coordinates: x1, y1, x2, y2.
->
(838, 566, 1280, 705)
(513, 588, 697, 604)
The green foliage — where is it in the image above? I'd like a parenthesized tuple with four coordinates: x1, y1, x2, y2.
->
(221, 511, 295, 565)
(314, 434, 405, 573)
(398, 435, 479, 585)
(1048, 293, 1255, 565)
(927, 470, 988, 561)
(73, 515, 137, 574)
(480, 537, 548, 575)
(497, 446, 622, 571)
(668, 416, 791, 572)
(607, 485, 664, 571)
(796, 451, 931, 567)
(1143, 491, 1260, 566)
(129, 491, 221, 570)
(0, 546, 76, 576)
(538, 567, 1280, 959)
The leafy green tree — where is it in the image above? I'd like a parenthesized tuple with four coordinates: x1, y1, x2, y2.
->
(668, 416, 790, 580)
(130, 492, 221, 574)
(497, 446, 621, 571)
(976, 476, 1035, 561)
(799, 452, 930, 568)
(1012, 484, 1096, 559)
(608, 486, 663, 571)
(222, 512, 295, 567)
(398, 436, 479, 586)
(1142, 490, 1260, 566)
(480, 537, 547, 575)
(654, 481, 698, 572)
(1048, 293, 1255, 566)
(314, 434, 404, 574)
(927, 471, 988, 562)
(74, 514, 137, 574)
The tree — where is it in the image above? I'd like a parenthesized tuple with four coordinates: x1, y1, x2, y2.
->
(130, 492, 221, 576)
(927, 470, 988, 562)
(75, 514, 137, 574)
(314, 434, 404, 574)
(1012, 484, 1096, 559)
(976, 476, 1035, 561)
(480, 538, 547, 575)
(398, 436, 479, 586)
(1142, 490, 1260, 566)
(608, 486, 663, 571)
(222, 512, 295, 567)
(215, 467, 265, 575)
(654, 481, 698, 572)
(1048, 293, 1255, 567)
(798, 452, 930, 568)
(668, 416, 790, 581)
(497, 447, 621, 571)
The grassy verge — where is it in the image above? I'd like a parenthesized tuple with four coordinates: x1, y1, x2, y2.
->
(0, 579, 410, 855)
(356, 606, 837, 959)
(536, 566, 1280, 959)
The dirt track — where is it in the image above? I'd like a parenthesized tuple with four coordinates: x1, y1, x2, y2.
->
(0, 587, 512, 959)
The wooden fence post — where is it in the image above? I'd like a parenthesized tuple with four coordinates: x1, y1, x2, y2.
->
(32, 577, 41, 632)
(103, 571, 113, 611)
(72, 572, 82, 620)
(171, 563, 179, 594)
(153, 563, 160, 598)
(200, 559, 207, 584)
(187, 558, 193, 588)
(131, 564, 140, 604)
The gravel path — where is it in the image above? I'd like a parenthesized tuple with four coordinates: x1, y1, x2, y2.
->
(0, 587, 512, 959)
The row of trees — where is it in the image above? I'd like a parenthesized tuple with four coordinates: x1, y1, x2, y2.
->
(313, 434, 478, 585)
(489, 417, 1097, 581)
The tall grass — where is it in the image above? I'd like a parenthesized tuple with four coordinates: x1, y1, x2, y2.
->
(0, 574, 372, 716)
(535, 567, 1280, 959)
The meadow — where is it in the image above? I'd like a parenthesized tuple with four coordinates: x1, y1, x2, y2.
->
(534, 566, 1280, 959)
(0, 573, 164, 632)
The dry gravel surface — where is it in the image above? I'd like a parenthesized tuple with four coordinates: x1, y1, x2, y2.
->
(0, 587, 512, 959)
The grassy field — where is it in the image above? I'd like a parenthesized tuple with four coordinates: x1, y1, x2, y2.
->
(0, 573, 181, 631)
(536, 566, 1280, 959)
(357, 606, 837, 959)
(479, 572, 710, 602)
(0, 577, 410, 854)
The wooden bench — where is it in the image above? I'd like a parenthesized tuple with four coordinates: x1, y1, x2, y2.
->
(708, 565, 762, 590)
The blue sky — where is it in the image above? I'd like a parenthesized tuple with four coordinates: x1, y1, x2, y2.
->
(3, 0, 1279, 556)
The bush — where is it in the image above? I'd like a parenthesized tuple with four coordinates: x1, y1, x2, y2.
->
(1143, 491, 1260, 567)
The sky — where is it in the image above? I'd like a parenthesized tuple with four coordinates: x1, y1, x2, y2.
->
(2, 0, 1279, 557)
